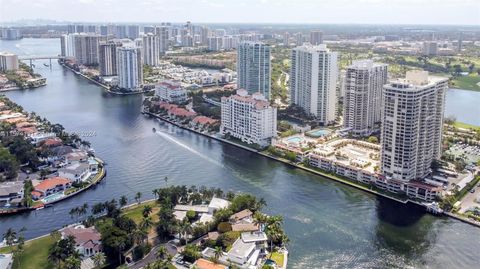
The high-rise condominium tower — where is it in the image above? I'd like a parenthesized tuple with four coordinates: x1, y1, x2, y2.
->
(73, 33, 100, 66)
(290, 44, 338, 125)
(142, 33, 160, 66)
(309, 30, 323, 45)
(99, 41, 121, 76)
(381, 71, 447, 181)
(236, 41, 271, 100)
(343, 60, 388, 136)
(116, 46, 143, 91)
(155, 26, 169, 55)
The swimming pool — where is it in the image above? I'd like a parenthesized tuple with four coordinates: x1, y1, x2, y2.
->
(42, 192, 65, 203)
(307, 129, 331, 137)
(286, 136, 302, 143)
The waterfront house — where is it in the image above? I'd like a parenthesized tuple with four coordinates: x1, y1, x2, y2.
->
(202, 231, 268, 268)
(61, 225, 102, 258)
(31, 177, 71, 200)
(227, 232, 267, 267)
(65, 151, 89, 163)
(29, 132, 56, 144)
(16, 126, 37, 135)
(208, 197, 230, 214)
(40, 137, 63, 148)
(231, 223, 259, 232)
(57, 162, 91, 183)
(0, 182, 24, 206)
(230, 209, 254, 223)
(88, 158, 99, 174)
(50, 145, 75, 157)
(15, 121, 35, 129)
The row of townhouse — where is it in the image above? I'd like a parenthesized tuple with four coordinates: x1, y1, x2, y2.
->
(301, 150, 441, 202)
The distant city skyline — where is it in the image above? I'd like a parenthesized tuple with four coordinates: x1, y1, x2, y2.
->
(0, 0, 479, 25)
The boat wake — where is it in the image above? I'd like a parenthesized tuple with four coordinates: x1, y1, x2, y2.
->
(155, 130, 224, 167)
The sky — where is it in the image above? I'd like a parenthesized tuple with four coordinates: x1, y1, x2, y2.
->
(0, 0, 479, 25)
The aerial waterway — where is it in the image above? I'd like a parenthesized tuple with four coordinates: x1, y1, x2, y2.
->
(1, 38, 480, 269)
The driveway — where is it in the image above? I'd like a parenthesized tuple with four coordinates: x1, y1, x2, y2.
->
(128, 242, 177, 269)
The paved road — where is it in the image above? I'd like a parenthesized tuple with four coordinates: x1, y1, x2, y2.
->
(459, 170, 480, 213)
(128, 243, 177, 269)
(459, 184, 480, 213)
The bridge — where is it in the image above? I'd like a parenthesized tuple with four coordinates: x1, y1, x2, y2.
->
(18, 55, 65, 70)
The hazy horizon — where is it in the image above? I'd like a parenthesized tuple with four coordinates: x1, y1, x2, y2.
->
(1, 0, 479, 26)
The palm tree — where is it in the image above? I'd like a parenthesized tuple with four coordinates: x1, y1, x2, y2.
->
(135, 192, 142, 204)
(152, 189, 159, 199)
(179, 220, 191, 244)
(119, 195, 128, 208)
(91, 202, 106, 215)
(64, 256, 81, 269)
(14, 234, 25, 269)
(115, 238, 126, 265)
(253, 212, 268, 231)
(69, 207, 79, 220)
(48, 243, 63, 268)
(156, 245, 168, 260)
(132, 228, 148, 245)
(78, 203, 89, 219)
(3, 228, 17, 246)
(143, 205, 153, 217)
(212, 246, 223, 264)
(140, 216, 154, 231)
(163, 176, 168, 186)
(92, 252, 106, 268)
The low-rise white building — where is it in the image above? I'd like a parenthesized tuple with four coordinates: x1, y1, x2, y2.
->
(220, 89, 277, 146)
(58, 162, 91, 183)
(155, 81, 187, 104)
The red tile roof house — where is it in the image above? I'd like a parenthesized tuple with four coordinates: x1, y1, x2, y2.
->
(190, 116, 219, 130)
(61, 225, 102, 258)
(40, 137, 63, 148)
(31, 177, 72, 200)
(167, 107, 197, 120)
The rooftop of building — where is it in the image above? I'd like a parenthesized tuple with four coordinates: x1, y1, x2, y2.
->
(0, 181, 23, 197)
(230, 209, 253, 222)
(192, 116, 218, 125)
(157, 80, 183, 90)
(293, 44, 330, 52)
(222, 89, 271, 110)
(348, 59, 387, 69)
(174, 204, 209, 213)
(228, 238, 256, 259)
(241, 231, 268, 243)
(208, 197, 230, 210)
(62, 225, 101, 248)
(387, 71, 448, 89)
(34, 177, 71, 192)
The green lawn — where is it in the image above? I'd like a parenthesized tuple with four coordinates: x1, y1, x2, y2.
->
(451, 74, 480, 91)
(268, 251, 285, 267)
(121, 200, 159, 224)
(453, 121, 480, 131)
(0, 235, 56, 269)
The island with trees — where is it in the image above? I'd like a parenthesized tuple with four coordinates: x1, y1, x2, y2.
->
(1, 185, 289, 269)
